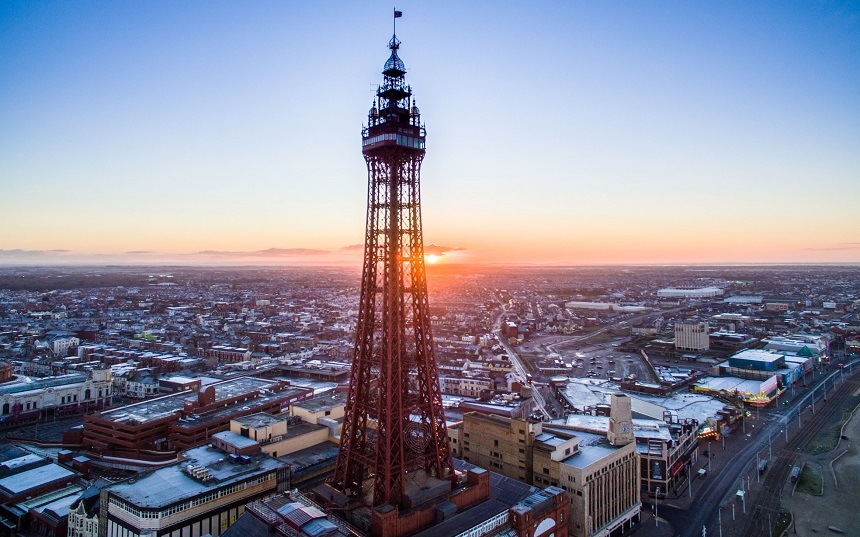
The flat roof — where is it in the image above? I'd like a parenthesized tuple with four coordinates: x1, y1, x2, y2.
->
(561, 431, 621, 469)
(0, 454, 46, 472)
(99, 377, 281, 425)
(291, 392, 347, 413)
(233, 413, 283, 429)
(108, 446, 284, 508)
(0, 464, 76, 496)
(730, 349, 784, 364)
(555, 415, 673, 442)
(212, 431, 259, 449)
(695, 375, 774, 395)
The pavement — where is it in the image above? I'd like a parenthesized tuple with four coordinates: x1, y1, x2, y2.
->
(637, 407, 787, 537)
(633, 510, 675, 537)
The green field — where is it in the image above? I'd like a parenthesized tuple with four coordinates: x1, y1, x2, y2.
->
(795, 465, 823, 496)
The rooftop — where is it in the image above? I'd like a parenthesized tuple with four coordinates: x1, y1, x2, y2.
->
(99, 376, 282, 425)
(561, 431, 622, 469)
(291, 392, 347, 413)
(730, 349, 785, 364)
(233, 412, 284, 429)
(107, 445, 285, 508)
(0, 464, 76, 496)
(0, 374, 89, 395)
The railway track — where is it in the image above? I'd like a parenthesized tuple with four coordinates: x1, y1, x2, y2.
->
(740, 373, 860, 536)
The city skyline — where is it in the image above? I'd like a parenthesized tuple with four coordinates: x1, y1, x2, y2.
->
(2, 2, 859, 266)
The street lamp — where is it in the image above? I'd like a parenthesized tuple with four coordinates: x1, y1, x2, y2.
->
(655, 486, 660, 526)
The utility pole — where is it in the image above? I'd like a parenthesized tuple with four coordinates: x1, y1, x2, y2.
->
(757, 452, 760, 483)
(655, 486, 660, 526)
(708, 442, 712, 473)
(688, 462, 692, 497)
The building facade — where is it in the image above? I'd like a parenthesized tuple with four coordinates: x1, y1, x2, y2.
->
(675, 322, 709, 351)
(101, 446, 288, 537)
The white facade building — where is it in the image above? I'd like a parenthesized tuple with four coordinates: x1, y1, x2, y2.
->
(657, 287, 723, 298)
(675, 322, 709, 351)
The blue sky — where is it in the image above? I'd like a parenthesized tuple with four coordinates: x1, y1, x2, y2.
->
(1, 2, 858, 265)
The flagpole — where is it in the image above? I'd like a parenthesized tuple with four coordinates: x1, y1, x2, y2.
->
(394, 7, 397, 35)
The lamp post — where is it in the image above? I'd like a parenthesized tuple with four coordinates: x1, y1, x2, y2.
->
(655, 486, 660, 527)
(718, 507, 723, 537)
(688, 462, 692, 497)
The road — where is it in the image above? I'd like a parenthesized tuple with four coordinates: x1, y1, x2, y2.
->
(492, 304, 551, 418)
(663, 359, 860, 537)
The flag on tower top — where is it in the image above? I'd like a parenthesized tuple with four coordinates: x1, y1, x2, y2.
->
(394, 10, 402, 18)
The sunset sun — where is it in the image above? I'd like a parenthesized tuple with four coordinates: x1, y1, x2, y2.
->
(425, 254, 441, 264)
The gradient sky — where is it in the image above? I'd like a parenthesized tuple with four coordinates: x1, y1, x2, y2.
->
(1, 1, 859, 266)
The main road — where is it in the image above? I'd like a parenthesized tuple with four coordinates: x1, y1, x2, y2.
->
(493, 305, 552, 418)
(663, 359, 860, 537)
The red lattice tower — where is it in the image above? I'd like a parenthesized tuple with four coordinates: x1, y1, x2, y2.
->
(330, 30, 454, 509)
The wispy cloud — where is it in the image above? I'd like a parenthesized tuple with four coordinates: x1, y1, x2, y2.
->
(124, 250, 153, 255)
(341, 244, 364, 251)
(424, 243, 465, 256)
(194, 248, 331, 257)
(0, 249, 70, 257)
(804, 243, 860, 251)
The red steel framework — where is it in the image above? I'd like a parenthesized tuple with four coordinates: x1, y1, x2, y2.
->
(330, 31, 454, 509)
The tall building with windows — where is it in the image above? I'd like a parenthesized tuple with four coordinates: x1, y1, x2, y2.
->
(460, 394, 641, 537)
(675, 321, 709, 351)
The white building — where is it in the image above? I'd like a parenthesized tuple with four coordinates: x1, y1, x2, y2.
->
(675, 322, 709, 351)
(0, 369, 113, 419)
(657, 287, 723, 298)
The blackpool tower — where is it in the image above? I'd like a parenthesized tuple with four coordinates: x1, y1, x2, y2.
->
(329, 20, 455, 512)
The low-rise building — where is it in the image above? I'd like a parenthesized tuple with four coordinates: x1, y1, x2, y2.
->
(101, 445, 289, 537)
(83, 377, 312, 455)
(0, 370, 112, 424)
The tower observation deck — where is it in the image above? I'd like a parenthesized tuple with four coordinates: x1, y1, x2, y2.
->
(328, 25, 454, 516)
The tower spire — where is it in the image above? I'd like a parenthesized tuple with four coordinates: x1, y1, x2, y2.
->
(329, 22, 453, 513)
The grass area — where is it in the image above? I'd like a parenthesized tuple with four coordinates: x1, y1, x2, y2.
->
(795, 465, 823, 496)
(585, 332, 613, 344)
(773, 510, 792, 536)
(806, 396, 860, 455)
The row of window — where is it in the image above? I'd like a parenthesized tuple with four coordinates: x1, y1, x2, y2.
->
(362, 133, 425, 149)
(1, 388, 108, 415)
(109, 474, 273, 519)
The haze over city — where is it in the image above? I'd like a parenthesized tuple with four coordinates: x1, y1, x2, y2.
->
(2, 1, 859, 265)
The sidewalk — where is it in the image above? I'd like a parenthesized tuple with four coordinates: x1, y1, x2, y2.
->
(633, 511, 675, 537)
(635, 414, 777, 537)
